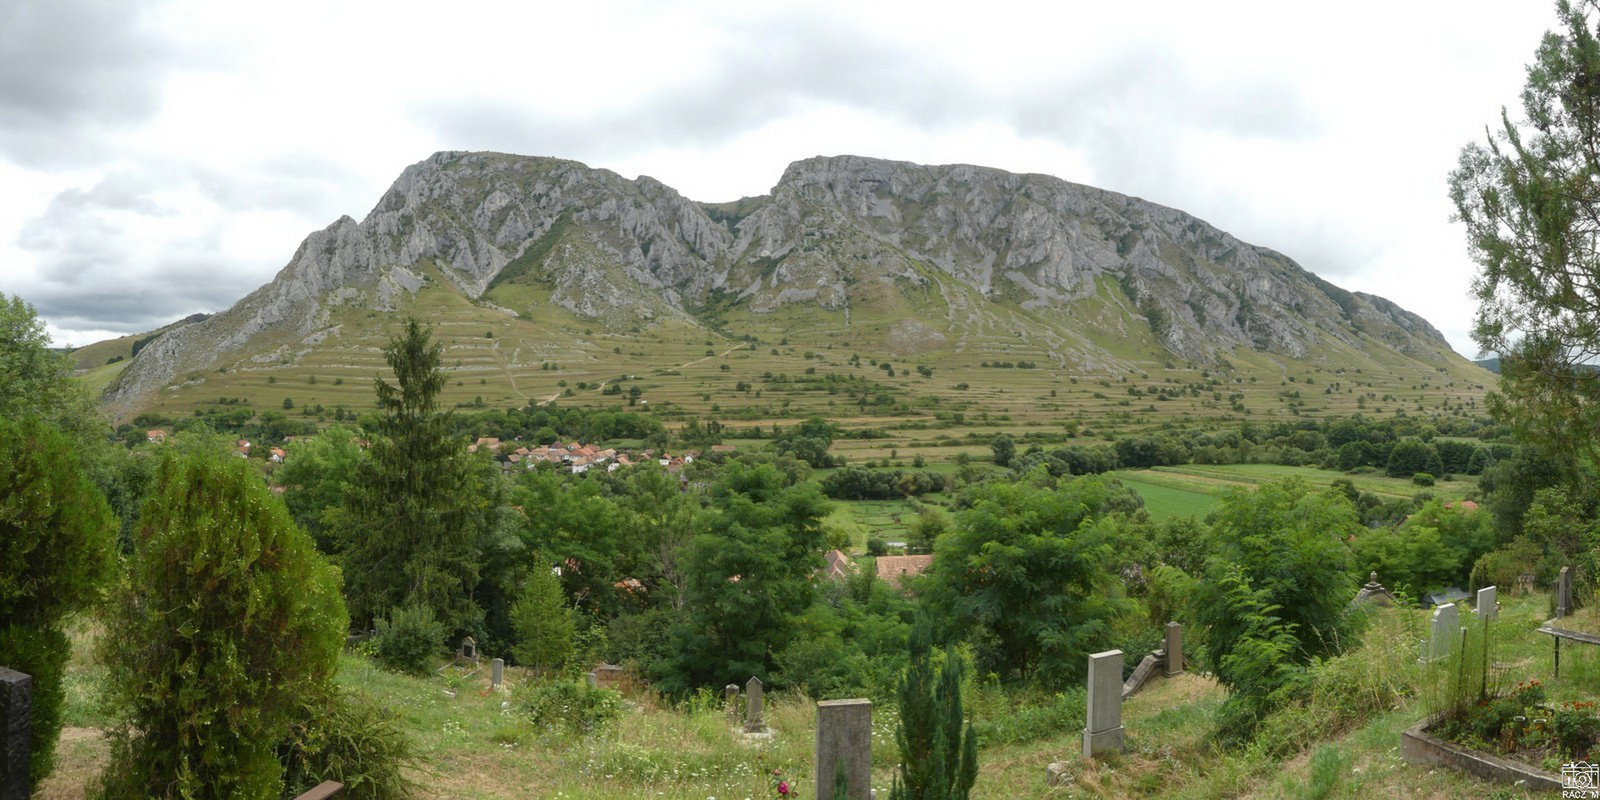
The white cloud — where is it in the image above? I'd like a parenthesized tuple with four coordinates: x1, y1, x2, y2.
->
(0, 0, 1560, 356)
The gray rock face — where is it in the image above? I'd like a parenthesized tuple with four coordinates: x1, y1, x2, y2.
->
(105, 151, 1457, 414)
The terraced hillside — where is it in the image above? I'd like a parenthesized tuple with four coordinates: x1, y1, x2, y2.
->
(89, 152, 1493, 442)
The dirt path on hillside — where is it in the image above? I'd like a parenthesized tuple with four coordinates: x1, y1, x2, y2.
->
(489, 339, 529, 401)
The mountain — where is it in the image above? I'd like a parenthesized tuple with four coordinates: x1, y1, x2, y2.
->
(99, 152, 1490, 422)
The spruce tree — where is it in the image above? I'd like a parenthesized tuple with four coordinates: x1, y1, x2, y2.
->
(890, 616, 977, 800)
(338, 317, 482, 631)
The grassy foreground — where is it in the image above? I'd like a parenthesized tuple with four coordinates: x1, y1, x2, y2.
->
(41, 591, 1597, 799)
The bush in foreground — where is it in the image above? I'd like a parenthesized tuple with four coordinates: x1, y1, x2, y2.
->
(0, 416, 117, 786)
(94, 449, 346, 800)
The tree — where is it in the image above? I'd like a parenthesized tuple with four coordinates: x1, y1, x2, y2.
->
(0, 416, 117, 786)
(509, 556, 576, 674)
(271, 424, 367, 550)
(1451, 0, 1600, 475)
(336, 318, 484, 631)
(773, 416, 835, 468)
(990, 434, 1015, 467)
(662, 462, 830, 692)
(1192, 479, 1358, 700)
(889, 616, 977, 800)
(0, 294, 106, 448)
(95, 448, 345, 799)
(922, 475, 1136, 687)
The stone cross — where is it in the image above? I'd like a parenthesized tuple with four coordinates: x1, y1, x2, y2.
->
(744, 676, 765, 733)
(491, 657, 504, 689)
(1423, 603, 1459, 662)
(1164, 622, 1184, 677)
(1476, 586, 1497, 622)
(0, 667, 31, 800)
(1557, 567, 1573, 618)
(1082, 650, 1125, 757)
(813, 699, 872, 800)
(724, 683, 740, 724)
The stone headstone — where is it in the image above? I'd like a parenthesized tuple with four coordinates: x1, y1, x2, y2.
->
(724, 683, 740, 723)
(1350, 571, 1395, 608)
(1476, 586, 1497, 622)
(1519, 570, 1535, 596)
(457, 636, 478, 666)
(744, 676, 765, 733)
(1164, 622, 1184, 676)
(1082, 650, 1125, 757)
(0, 667, 31, 800)
(586, 671, 597, 689)
(814, 698, 871, 800)
(491, 657, 504, 688)
(1423, 603, 1459, 662)
(1557, 567, 1573, 618)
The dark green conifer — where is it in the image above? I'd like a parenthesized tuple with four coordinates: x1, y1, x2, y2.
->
(890, 615, 977, 800)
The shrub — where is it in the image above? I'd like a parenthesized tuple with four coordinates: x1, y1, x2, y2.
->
(1550, 703, 1600, 759)
(279, 690, 416, 799)
(94, 448, 346, 800)
(1412, 472, 1436, 487)
(372, 604, 446, 676)
(0, 416, 117, 785)
(521, 679, 623, 734)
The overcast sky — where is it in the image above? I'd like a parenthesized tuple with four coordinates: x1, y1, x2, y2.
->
(0, 0, 1558, 355)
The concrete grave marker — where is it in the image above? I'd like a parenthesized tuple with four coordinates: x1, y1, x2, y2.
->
(457, 636, 478, 667)
(491, 657, 504, 689)
(1082, 650, 1125, 757)
(724, 683, 740, 724)
(1557, 567, 1574, 618)
(1164, 622, 1184, 677)
(814, 698, 871, 800)
(1423, 603, 1459, 662)
(1477, 586, 1497, 622)
(744, 676, 766, 733)
(0, 667, 31, 800)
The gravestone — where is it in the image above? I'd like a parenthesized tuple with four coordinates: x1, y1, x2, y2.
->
(457, 636, 478, 667)
(586, 671, 597, 689)
(724, 683, 740, 724)
(1349, 572, 1395, 608)
(1423, 603, 1459, 662)
(813, 699, 871, 800)
(1164, 622, 1184, 677)
(1477, 586, 1497, 622)
(591, 664, 624, 691)
(0, 667, 31, 800)
(1557, 567, 1574, 618)
(1519, 570, 1536, 596)
(744, 676, 765, 733)
(1081, 650, 1125, 757)
(491, 658, 504, 689)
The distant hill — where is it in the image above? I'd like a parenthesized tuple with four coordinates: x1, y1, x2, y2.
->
(95, 152, 1492, 424)
(1474, 357, 1500, 374)
(71, 313, 210, 371)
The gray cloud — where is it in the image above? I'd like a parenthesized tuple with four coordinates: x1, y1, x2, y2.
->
(14, 173, 272, 335)
(0, 0, 177, 165)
